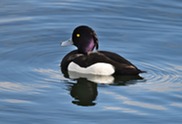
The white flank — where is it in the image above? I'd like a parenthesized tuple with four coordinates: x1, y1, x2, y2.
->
(68, 62, 115, 76)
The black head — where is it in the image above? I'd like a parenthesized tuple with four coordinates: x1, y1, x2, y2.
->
(72, 25, 99, 54)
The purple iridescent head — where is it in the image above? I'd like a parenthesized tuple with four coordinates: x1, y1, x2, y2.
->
(61, 25, 99, 54)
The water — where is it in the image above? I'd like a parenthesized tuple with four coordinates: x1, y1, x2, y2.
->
(0, 0, 182, 123)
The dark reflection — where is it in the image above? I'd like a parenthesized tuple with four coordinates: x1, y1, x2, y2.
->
(64, 71, 143, 106)
(69, 78, 97, 106)
(110, 75, 144, 86)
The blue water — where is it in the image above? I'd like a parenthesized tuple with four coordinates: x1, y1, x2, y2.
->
(0, 0, 182, 123)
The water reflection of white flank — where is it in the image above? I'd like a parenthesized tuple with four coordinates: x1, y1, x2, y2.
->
(68, 71, 114, 84)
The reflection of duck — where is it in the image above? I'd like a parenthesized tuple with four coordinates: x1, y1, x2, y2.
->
(69, 78, 98, 106)
(67, 75, 143, 106)
(60, 25, 145, 76)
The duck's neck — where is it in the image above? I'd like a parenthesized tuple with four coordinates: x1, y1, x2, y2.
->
(78, 39, 95, 54)
(86, 39, 95, 52)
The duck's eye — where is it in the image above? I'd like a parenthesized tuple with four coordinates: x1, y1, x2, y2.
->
(76, 33, 80, 38)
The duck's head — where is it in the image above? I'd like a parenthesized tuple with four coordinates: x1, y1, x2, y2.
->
(61, 25, 99, 54)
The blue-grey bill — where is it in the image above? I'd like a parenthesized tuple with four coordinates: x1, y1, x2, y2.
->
(61, 38, 73, 46)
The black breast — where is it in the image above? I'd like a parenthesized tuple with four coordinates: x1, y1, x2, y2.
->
(61, 50, 82, 72)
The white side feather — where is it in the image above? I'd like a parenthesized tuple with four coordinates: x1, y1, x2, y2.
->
(68, 62, 115, 76)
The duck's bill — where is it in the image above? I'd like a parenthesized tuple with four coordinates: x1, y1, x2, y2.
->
(61, 38, 73, 46)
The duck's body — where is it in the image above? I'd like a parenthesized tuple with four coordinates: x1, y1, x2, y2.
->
(61, 50, 142, 75)
(61, 25, 144, 76)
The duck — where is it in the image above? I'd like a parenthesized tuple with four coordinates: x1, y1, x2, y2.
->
(60, 25, 144, 76)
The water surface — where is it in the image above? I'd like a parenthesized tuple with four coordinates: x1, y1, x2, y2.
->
(0, 0, 182, 124)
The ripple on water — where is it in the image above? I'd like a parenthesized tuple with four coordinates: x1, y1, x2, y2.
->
(96, 61, 182, 117)
(138, 62, 182, 92)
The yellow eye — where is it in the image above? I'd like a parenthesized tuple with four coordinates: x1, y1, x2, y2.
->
(76, 34, 80, 37)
